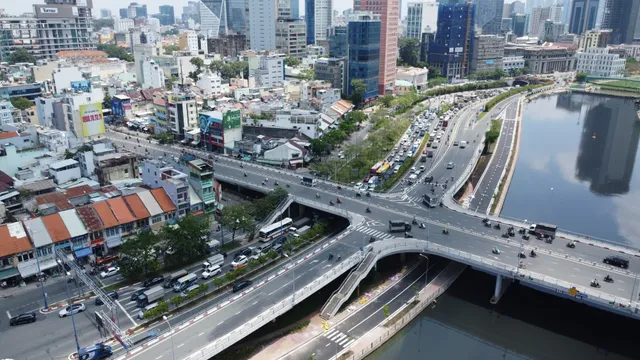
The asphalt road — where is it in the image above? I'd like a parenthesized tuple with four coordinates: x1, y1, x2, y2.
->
(468, 99, 519, 212)
(282, 259, 448, 360)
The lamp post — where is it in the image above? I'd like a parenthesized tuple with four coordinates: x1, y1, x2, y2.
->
(62, 261, 81, 354)
(34, 247, 49, 310)
(284, 254, 295, 305)
(163, 316, 177, 360)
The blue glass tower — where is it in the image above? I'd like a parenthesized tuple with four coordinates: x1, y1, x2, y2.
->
(428, 3, 475, 80)
(347, 13, 381, 102)
(306, 0, 316, 44)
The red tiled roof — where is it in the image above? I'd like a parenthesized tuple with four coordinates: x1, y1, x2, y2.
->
(107, 197, 136, 224)
(0, 171, 14, 186)
(35, 192, 73, 211)
(0, 222, 32, 258)
(76, 205, 103, 232)
(41, 213, 71, 243)
(93, 201, 119, 228)
(64, 185, 94, 199)
(0, 131, 19, 140)
(124, 194, 151, 221)
(150, 188, 176, 213)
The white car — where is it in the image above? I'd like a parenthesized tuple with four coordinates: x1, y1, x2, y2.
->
(231, 255, 248, 268)
(202, 265, 222, 279)
(100, 267, 120, 279)
(354, 182, 363, 189)
(59, 303, 86, 318)
(446, 162, 455, 169)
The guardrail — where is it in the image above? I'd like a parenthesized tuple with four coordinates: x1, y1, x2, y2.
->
(255, 195, 295, 231)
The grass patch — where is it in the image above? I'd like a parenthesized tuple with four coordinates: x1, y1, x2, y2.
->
(594, 80, 640, 94)
(383, 299, 419, 328)
(289, 319, 311, 334)
(478, 111, 487, 120)
(437, 103, 452, 117)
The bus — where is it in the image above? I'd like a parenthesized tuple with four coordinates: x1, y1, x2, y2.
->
(259, 217, 293, 242)
(376, 163, 391, 176)
(370, 161, 384, 175)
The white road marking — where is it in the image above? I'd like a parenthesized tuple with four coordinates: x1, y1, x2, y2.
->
(177, 343, 184, 348)
(326, 343, 331, 347)
(6, 311, 11, 319)
(117, 299, 138, 327)
(156, 356, 163, 359)
(217, 321, 224, 326)
(235, 311, 241, 315)
(252, 301, 258, 305)
(198, 332, 205, 336)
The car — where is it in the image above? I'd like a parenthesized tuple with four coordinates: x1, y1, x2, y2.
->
(95, 291, 119, 305)
(10, 312, 36, 326)
(232, 280, 253, 293)
(453, 141, 459, 146)
(354, 182, 362, 189)
(235, 248, 253, 259)
(59, 303, 86, 318)
(231, 255, 248, 268)
(425, 175, 434, 183)
(419, 165, 425, 171)
(130, 287, 149, 301)
(100, 267, 120, 279)
(202, 264, 222, 279)
(446, 162, 454, 169)
(143, 276, 165, 288)
(603, 256, 629, 269)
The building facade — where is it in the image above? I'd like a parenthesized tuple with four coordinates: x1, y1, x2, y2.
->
(158, 5, 175, 25)
(207, 35, 247, 57)
(475, 0, 504, 35)
(33, 0, 95, 59)
(523, 45, 576, 74)
(328, 26, 348, 58)
(315, 58, 347, 94)
(470, 35, 505, 74)
(502, 56, 525, 73)
(428, 3, 476, 80)
(579, 29, 612, 51)
(405, 2, 438, 39)
(541, 20, 566, 42)
(247, 0, 277, 50)
(529, 6, 551, 38)
(255, 55, 285, 87)
(142, 59, 166, 89)
(576, 47, 625, 77)
(346, 13, 381, 102)
(276, 19, 307, 59)
(600, 0, 640, 45)
(306, 0, 332, 45)
(569, 0, 600, 35)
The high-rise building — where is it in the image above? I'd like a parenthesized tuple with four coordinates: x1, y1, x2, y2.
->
(428, 3, 475, 80)
(502, 0, 524, 17)
(354, 0, 400, 95)
(100, 9, 112, 19)
(600, 0, 640, 44)
(128, 2, 147, 18)
(247, 0, 277, 50)
(530, 6, 551, 37)
(306, 0, 332, 45)
(550, 3, 563, 23)
(419, 31, 435, 63)
(569, 0, 600, 35)
(475, 0, 504, 35)
(227, 0, 247, 34)
(329, 26, 347, 57)
(159, 5, 176, 25)
(562, 0, 572, 24)
(511, 13, 527, 37)
(578, 29, 612, 50)
(470, 34, 504, 74)
(278, 0, 300, 19)
(276, 18, 307, 59)
(576, 47, 625, 77)
(200, 0, 228, 38)
(541, 20, 566, 42)
(405, 2, 438, 39)
(315, 58, 347, 93)
(119, 8, 128, 18)
(346, 12, 381, 102)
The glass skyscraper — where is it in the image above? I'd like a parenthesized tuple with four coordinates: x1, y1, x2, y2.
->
(346, 13, 381, 102)
(428, 3, 476, 80)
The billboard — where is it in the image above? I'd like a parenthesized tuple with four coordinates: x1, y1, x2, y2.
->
(80, 103, 105, 137)
(223, 109, 241, 130)
(70, 80, 91, 93)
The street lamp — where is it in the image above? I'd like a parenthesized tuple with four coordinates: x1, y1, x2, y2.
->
(283, 254, 296, 305)
(163, 315, 177, 360)
(34, 247, 49, 310)
(418, 254, 429, 289)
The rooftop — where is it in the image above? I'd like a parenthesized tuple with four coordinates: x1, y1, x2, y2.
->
(22, 218, 53, 248)
(41, 213, 71, 243)
(58, 209, 88, 238)
(75, 205, 103, 232)
(151, 188, 177, 213)
(106, 197, 136, 224)
(0, 131, 19, 140)
(17, 179, 56, 193)
(0, 222, 32, 258)
(35, 192, 74, 211)
(49, 159, 79, 170)
(92, 201, 119, 228)
(137, 190, 163, 216)
(124, 194, 151, 220)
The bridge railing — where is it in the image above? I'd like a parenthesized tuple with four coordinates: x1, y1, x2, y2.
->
(254, 195, 294, 231)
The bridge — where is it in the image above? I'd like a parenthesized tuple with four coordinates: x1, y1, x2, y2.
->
(106, 88, 640, 360)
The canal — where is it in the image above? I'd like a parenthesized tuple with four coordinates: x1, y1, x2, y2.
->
(365, 93, 640, 360)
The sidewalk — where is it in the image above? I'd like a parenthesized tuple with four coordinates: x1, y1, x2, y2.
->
(248, 266, 412, 360)
(0, 273, 67, 299)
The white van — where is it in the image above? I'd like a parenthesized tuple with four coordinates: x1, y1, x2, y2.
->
(173, 273, 198, 292)
(137, 302, 159, 320)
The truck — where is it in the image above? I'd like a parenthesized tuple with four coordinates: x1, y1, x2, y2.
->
(293, 225, 311, 238)
(408, 174, 418, 184)
(459, 141, 467, 149)
(389, 220, 411, 233)
(422, 194, 438, 208)
(420, 154, 427, 163)
(301, 176, 316, 187)
(528, 223, 557, 238)
(206, 239, 221, 254)
(136, 285, 164, 307)
(203, 254, 225, 270)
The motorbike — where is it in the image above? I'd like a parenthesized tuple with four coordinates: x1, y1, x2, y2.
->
(566, 241, 576, 249)
(274, 181, 279, 186)
(529, 251, 537, 258)
(356, 192, 361, 197)
(328, 253, 334, 261)
(337, 255, 342, 262)
(492, 248, 501, 255)
(484, 221, 492, 227)
(493, 223, 501, 230)
(482, 218, 489, 224)
(502, 233, 510, 238)
(604, 276, 614, 283)
(522, 234, 530, 240)
(442, 229, 449, 235)
(518, 228, 525, 234)
(412, 219, 418, 225)
(316, 194, 321, 198)
(337, 198, 342, 204)
(337, 186, 342, 190)
(366, 192, 371, 197)
(369, 236, 376, 243)
(366, 207, 371, 213)
(286, 184, 290, 188)
(590, 281, 601, 288)
(419, 223, 426, 229)
(244, 173, 247, 177)
(329, 201, 335, 206)
(439, 202, 443, 207)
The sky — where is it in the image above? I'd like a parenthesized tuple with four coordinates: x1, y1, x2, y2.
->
(4, 0, 353, 18)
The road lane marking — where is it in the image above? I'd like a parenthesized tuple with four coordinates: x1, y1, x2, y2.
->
(252, 301, 258, 305)
(6, 310, 11, 319)
(156, 356, 163, 359)
(325, 343, 331, 347)
(177, 344, 184, 348)
(117, 299, 138, 327)
(198, 332, 205, 337)
(218, 321, 224, 326)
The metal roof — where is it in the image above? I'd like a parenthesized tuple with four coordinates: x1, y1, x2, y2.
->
(59, 210, 88, 238)
(137, 190, 163, 216)
(49, 159, 79, 170)
(23, 218, 53, 248)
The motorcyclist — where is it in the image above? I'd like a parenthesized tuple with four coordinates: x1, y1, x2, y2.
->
(244, 172, 247, 177)
(329, 200, 334, 205)
(591, 279, 599, 287)
(328, 253, 334, 260)
(274, 181, 279, 186)
(443, 228, 448, 234)
(604, 275, 612, 282)
(366, 207, 371, 213)
(316, 193, 320, 198)
(530, 250, 536, 257)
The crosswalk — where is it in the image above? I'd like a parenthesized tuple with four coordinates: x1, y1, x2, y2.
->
(323, 328, 356, 348)
(355, 226, 397, 241)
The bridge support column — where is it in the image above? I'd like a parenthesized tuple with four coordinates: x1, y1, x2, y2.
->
(399, 253, 406, 263)
(490, 274, 511, 305)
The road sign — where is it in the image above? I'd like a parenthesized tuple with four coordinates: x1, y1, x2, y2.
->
(568, 287, 578, 296)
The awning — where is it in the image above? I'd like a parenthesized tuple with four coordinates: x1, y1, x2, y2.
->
(191, 140, 200, 146)
(0, 268, 19, 281)
(106, 238, 123, 249)
(289, 159, 303, 165)
(74, 248, 93, 258)
(192, 210, 204, 216)
(18, 259, 58, 278)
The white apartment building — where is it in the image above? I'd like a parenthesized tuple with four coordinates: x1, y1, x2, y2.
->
(247, 0, 277, 50)
(576, 47, 625, 78)
(142, 59, 166, 89)
(115, 18, 135, 33)
(529, 6, 551, 38)
(308, 0, 332, 43)
(502, 56, 526, 73)
(254, 109, 322, 139)
(0, 101, 13, 126)
(167, 93, 199, 137)
(49, 159, 81, 184)
(255, 55, 285, 88)
(196, 69, 224, 97)
(405, 2, 438, 39)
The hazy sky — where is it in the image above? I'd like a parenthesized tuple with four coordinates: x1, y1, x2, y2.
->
(3, 0, 354, 18)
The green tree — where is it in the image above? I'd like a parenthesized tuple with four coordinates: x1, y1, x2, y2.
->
(164, 45, 180, 55)
(298, 68, 316, 81)
(398, 37, 420, 66)
(92, 18, 114, 31)
(379, 95, 394, 108)
(102, 93, 112, 109)
(162, 28, 180, 36)
(543, 34, 554, 43)
(120, 229, 162, 280)
(284, 57, 301, 67)
(219, 204, 254, 243)
(350, 79, 366, 108)
(97, 44, 134, 62)
(575, 72, 588, 83)
(64, 149, 75, 160)
(427, 65, 442, 79)
(346, 110, 366, 124)
(162, 215, 210, 267)
(521, 66, 530, 75)
(310, 138, 329, 156)
(7, 48, 36, 64)
(251, 187, 289, 220)
(188, 57, 205, 82)
(10, 97, 33, 110)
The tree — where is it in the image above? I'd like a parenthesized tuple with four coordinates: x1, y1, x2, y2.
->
(120, 229, 162, 280)
(102, 93, 112, 109)
(427, 66, 442, 79)
(575, 72, 587, 83)
(298, 68, 316, 81)
(543, 34, 554, 43)
(7, 48, 36, 64)
(64, 150, 75, 160)
(345, 110, 366, 124)
(521, 66, 530, 75)
(398, 38, 420, 66)
(379, 95, 394, 108)
(219, 204, 254, 243)
(188, 57, 205, 82)
(162, 28, 180, 36)
(10, 97, 33, 110)
(96, 44, 134, 62)
(284, 57, 301, 67)
(164, 45, 180, 55)
(161, 215, 210, 267)
(350, 79, 366, 108)
(310, 138, 329, 156)
(251, 187, 289, 220)
(93, 18, 114, 31)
